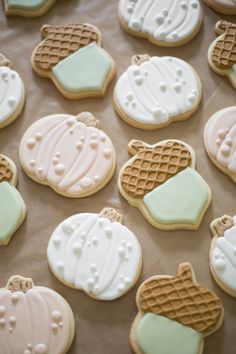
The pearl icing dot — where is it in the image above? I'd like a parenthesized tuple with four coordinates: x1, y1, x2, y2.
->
(8, 97, 16, 107)
(27, 138, 36, 149)
(52, 311, 62, 323)
(103, 149, 111, 158)
(35, 343, 47, 353)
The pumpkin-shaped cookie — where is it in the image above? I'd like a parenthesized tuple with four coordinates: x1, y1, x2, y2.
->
(47, 207, 142, 300)
(0, 154, 26, 246)
(19, 112, 116, 198)
(0, 54, 25, 129)
(210, 214, 236, 298)
(0, 275, 75, 353)
(130, 263, 224, 354)
(118, 139, 211, 230)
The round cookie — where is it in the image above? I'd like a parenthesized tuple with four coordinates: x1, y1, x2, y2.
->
(0, 154, 26, 246)
(113, 55, 201, 130)
(204, 106, 236, 183)
(47, 207, 142, 301)
(130, 263, 224, 354)
(210, 214, 236, 298)
(118, 139, 211, 230)
(118, 0, 203, 47)
(31, 24, 115, 100)
(208, 21, 236, 90)
(19, 112, 116, 198)
(0, 54, 25, 129)
(203, 0, 236, 14)
(0, 275, 75, 353)
(4, 0, 59, 17)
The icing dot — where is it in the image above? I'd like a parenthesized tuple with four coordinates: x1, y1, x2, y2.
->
(35, 344, 47, 353)
(174, 83, 181, 92)
(217, 129, 226, 139)
(76, 141, 83, 149)
(52, 157, 59, 165)
(0, 319, 5, 326)
(94, 272, 99, 280)
(155, 14, 164, 25)
(80, 177, 92, 188)
(0, 306, 6, 317)
(128, 243, 133, 251)
(124, 277, 131, 285)
(57, 262, 64, 272)
(1, 69, 8, 79)
(100, 135, 106, 142)
(103, 149, 111, 158)
(182, 80, 186, 85)
(8, 97, 16, 107)
(118, 246, 125, 258)
(214, 259, 226, 271)
(188, 93, 196, 103)
(134, 75, 143, 85)
(176, 67, 182, 76)
(11, 293, 19, 304)
(180, 1, 188, 9)
(133, 68, 140, 76)
(162, 8, 168, 16)
(94, 175, 100, 183)
(27, 138, 36, 149)
(126, 92, 134, 101)
(220, 145, 231, 156)
(66, 118, 74, 127)
(159, 82, 167, 92)
(80, 232, 87, 240)
(159, 31, 166, 39)
(80, 136, 85, 142)
(52, 311, 62, 323)
(59, 322, 63, 328)
(90, 140, 98, 148)
(9, 317, 16, 326)
(91, 133, 97, 139)
(73, 242, 82, 254)
(62, 222, 74, 235)
(69, 128, 74, 134)
(130, 19, 142, 31)
(27, 343, 32, 349)
(24, 350, 31, 354)
(225, 138, 233, 147)
(53, 236, 61, 247)
(11, 72, 16, 79)
(92, 237, 98, 245)
(127, 4, 134, 14)
(87, 278, 95, 290)
(30, 160, 36, 167)
(54, 163, 65, 175)
(105, 227, 112, 237)
(191, 1, 198, 8)
(153, 107, 163, 119)
(52, 323, 58, 331)
(90, 264, 97, 273)
(35, 133, 42, 141)
(117, 284, 125, 292)
(9, 327, 13, 333)
(37, 167, 44, 174)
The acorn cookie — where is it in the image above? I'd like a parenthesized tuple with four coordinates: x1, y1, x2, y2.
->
(0, 275, 75, 354)
(210, 214, 236, 298)
(19, 112, 116, 198)
(130, 263, 224, 354)
(0, 154, 26, 246)
(47, 207, 142, 300)
(0, 54, 25, 129)
(204, 106, 236, 183)
(118, 140, 211, 230)
(118, 0, 203, 47)
(208, 20, 236, 89)
(203, 0, 236, 15)
(4, 0, 60, 17)
(31, 24, 115, 99)
(114, 55, 201, 130)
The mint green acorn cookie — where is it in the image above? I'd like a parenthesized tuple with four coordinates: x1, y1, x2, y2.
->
(0, 154, 26, 246)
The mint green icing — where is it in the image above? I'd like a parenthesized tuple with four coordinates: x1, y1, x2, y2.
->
(0, 182, 24, 243)
(143, 167, 209, 225)
(52, 43, 113, 92)
(136, 313, 203, 354)
(6, 0, 48, 10)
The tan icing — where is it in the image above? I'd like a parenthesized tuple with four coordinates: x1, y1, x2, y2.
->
(211, 215, 234, 236)
(0, 155, 13, 182)
(99, 207, 124, 223)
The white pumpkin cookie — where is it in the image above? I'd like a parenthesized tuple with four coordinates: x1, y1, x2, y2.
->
(0, 154, 26, 246)
(47, 208, 142, 301)
(210, 214, 236, 298)
(118, 0, 203, 47)
(204, 106, 236, 183)
(130, 263, 224, 354)
(0, 54, 25, 129)
(31, 24, 115, 100)
(203, 0, 236, 15)
(0, 275, 75, 354)
(4, 0, 60, 17)
(118, 139, 211, 230)
(19, 112, 116, 198)
(113, 55, 201, 130)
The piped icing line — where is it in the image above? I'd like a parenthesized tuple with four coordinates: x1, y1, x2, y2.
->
(47, 211, 142, 300)
(119, 0, 202, 45)
(114, 56, 201, 128)
(19, 114, 115, 197)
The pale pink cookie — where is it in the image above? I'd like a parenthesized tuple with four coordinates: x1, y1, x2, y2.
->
(0, 275, 75, 354)
(204, 106, 236, 183)
(19, 112, 116, 198)
(203, 0, 236, 14)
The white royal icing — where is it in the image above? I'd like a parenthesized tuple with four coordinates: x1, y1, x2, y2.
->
(47, 213, 142, 300)
(212, 215, 236, 293)
(115, 56, 199, 126)
(119, 0, 202, 43)
(0, 67, 24, 124)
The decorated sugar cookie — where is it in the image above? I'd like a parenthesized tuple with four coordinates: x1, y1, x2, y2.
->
(130, 263, 224, 354)
(0, 54, 25, 129)
(4, 0, 59, 17)
(0, 275, 75, 353)
(0, 154, 26, 246)
(118, 140, 211, 230)
(203, 0, 236, 14)
(204, 106, 236, 183)
(31, 24, 115, 99)
(114, 55, 201, 130)
(19, 112, 116, 198)
(118, 0, 203, 47)
(208, 21, 236, 89)
(47, 208, 142, 300)
(210, 214, 236, 298)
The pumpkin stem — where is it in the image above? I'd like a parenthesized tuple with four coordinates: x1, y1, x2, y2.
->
(178, 263, 194, 282)
(76, 112, 100, 128)
(0, 154, 13, 183)
(211, 215, 234, 237)
(128, 140, 147, 155)
(7, 276, 34, 293)
(131, 54, 150, 66)
(99, 208, 124, 224)
(0, 53, 11, 67)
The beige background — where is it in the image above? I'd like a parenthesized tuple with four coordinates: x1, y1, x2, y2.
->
(0, 0, 236, 353)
